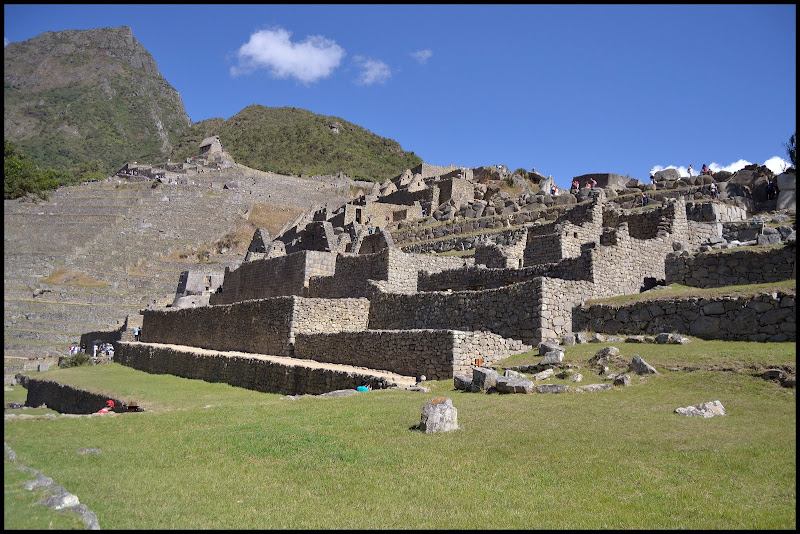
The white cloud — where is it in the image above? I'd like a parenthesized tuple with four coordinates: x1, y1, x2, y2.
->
(411, 49, 432, 64)
(353, 56, 391, 86)
(706, 159, 751, 175)
(763, 156, 792, 174)
(4, 37, 9, 47)
(652, 157, 791, 178)
(230, 27, 345, 84)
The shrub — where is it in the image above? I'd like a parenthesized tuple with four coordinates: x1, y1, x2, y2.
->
(58, 352, 90, 368)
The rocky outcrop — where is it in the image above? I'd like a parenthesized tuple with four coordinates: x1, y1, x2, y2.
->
(4, 26, 191, 167)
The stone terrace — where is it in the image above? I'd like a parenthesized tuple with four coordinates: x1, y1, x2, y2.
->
(4, 170, 348, 361)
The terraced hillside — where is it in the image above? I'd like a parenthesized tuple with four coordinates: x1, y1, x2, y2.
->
(4, 169, 348, 362)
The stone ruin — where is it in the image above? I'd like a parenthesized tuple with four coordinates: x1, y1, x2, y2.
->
(105, 160, 795, 396)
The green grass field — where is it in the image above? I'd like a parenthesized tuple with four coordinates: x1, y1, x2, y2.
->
(4, 338, 796, 529)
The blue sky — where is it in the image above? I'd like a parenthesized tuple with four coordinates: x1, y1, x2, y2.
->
(4, 4, 796, 189)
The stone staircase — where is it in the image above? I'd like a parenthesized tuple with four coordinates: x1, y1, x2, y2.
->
(4, 173, 347, 362)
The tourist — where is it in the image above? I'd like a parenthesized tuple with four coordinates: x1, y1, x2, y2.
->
(641, 191, 649, 206)
(688, 164, 694, 178)
(701, 164, 711, 175)
(133, 326, 140, 341)
(571, 179, 579, 190)
(589, 178, 597, 189)
(766, 180, 778, 200)
(356, 380, 371, 392)
(710, 182, 718, 199)
(97, 400, 114, 414)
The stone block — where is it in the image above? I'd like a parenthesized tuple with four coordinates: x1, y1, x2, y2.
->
(776, 172, 795, 191)
(503, 369, 526, 379)
(674, 400, 727, 418)
(453, 374, 472, 391)
(540, 351, 563, 366)
(535, 384, 569, 394)
(629, 354, 658, 375)
(472, 367, 500, 391)
(419, 397, 458, 433)
(613, 374, 631, 386)
(532, 368, 554, 381)
(495, 377, 534, 394)
(574, 383, 611, 393)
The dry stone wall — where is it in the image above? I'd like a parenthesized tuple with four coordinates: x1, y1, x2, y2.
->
(305, 247, 471, 298)
(368, 279, 548, 345)
(585, 222, 672, 297)
(22, 377, 126, 414)
(573, 291, 796, 342)
(307, 248, 397, 297)
(417, 254, 592, 292)
(141, 296, 369, 357)
(210, 250, 337, 305)
(539, 277, 599, 339)
(665, 244, 795, 287)
(113, 342, 411, 395)
(294, 329, 530, 380)
(523, 197, 603, 265)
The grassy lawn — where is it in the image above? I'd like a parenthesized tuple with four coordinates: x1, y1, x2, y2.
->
(4, 339, 795, 530)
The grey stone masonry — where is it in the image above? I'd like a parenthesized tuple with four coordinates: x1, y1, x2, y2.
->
(113, 342, 415, 395)
(368, 279, 548, 345)
(210, 250, 337, 304)
(141, 296, 370, 357)
(293, 329, 531, 380)
(665, 244, 795, 287)
(21, 377, 127, 414)
(573, 291, 795, 342)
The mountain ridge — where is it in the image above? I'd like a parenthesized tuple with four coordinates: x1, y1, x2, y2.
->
(4, 26, 423, 183)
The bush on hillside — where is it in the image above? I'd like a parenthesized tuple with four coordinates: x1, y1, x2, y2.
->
(58, 352, 90, 368)
(4, 141, 107, 200)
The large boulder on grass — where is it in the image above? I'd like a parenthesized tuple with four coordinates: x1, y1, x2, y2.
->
(674, 400, 727, 418)
(495, 377, 534, 394)
(419, 397, 459, 433)
(630, 354, 658, 375)
(472, 367, 500, 391)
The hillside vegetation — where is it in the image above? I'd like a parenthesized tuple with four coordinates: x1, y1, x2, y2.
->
(3, 140, 105, 199)
(4, 26, 190, 174)
(5, 26, 424, 195)
(171, 105, 423, 182)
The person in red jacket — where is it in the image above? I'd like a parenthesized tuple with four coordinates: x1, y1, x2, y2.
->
(97, 400, 114, 414)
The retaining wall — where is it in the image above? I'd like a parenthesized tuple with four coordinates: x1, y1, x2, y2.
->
(573, 291, 796, 342)
(294, 329, 531, 380)
(141, 296, 370, 357)
(665, 244, 796, 287)
(21, 376, 127, 414)
(210, 250, 337, 304)
(113, 342, 411, 395)
(368, 279, 547, 345)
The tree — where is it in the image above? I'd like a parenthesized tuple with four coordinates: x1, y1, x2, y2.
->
(4, 140, 75, 200)
(784, 132, 796, 168)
